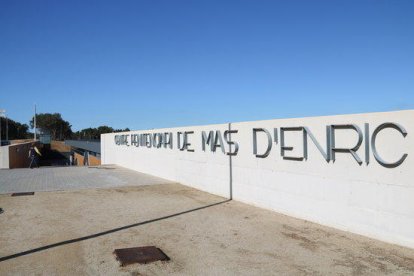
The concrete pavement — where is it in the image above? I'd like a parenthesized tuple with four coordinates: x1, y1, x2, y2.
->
(0, 165, 172, 194)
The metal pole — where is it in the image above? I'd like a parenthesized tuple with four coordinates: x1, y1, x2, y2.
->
(0, 109, 4, 146)
(6, 114, 8, 141)
(34, 104, 37, 141)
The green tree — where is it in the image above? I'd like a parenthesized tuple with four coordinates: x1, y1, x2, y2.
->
(72, 126, 130, 140)
(30, 113, 72, 140)
(114, 128, 130, 132)
(0, 117, 29, 140)
(73, 127, 100, 140)
(97, 125, 114, 135)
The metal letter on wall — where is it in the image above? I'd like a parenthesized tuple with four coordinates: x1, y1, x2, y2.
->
(201, 131, 214, 151)
(224, 129, 239, 156)
(280, 127, 305, 161)
(371, 122, 408, 168)
(330, 124, 363, 165)
(184, 131, 195, 152)
(365, 123, 370, 165)
(163, 132, 173, 149)
(145, 134, 151, 148)
(152, 133, 162, 148)
(177, 132, 184, 150)
(139, 134, 144, 147)
(131, 134, 139, 147)
(253, 128, 272, 158)
(212, 131, 225, 153)
(303, 126, 331, 162)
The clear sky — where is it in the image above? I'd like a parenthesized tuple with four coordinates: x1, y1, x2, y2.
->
(1, 0, 413, 131)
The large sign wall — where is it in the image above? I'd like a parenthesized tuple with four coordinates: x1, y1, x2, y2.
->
(101, 110, 414, 248)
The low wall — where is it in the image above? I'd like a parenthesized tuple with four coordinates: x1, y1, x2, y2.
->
(0, 146, 8, 168)
(10, 139, 33, 145)
(0, 141, 38, 169)
(51, 141, 71, 152)
(101, 110, 414, 248)
(73, 152, 101, 166)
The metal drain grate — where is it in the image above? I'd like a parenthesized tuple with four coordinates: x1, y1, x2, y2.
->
(113, 246, 170, 266)
(11, 192, 35, 197)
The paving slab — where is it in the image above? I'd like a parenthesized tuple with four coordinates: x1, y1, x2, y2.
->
(0, 165, 172, 194)
(1, 183, 413, 275)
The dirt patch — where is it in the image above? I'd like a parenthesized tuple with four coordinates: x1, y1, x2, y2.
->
(282, 232, 319, 251)
(1, 184, 414, 275)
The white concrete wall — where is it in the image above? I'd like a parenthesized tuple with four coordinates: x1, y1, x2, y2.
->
(0, 146, 10, 169)
(101, 110, 414, 248)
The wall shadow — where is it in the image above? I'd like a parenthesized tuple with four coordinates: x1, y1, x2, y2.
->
(228, 123, 233, 200)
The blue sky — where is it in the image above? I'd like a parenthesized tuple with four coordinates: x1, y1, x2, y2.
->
(1, 0, 413, 131)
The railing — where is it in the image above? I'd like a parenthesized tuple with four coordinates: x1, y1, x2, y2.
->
(64, 140, 101, 154)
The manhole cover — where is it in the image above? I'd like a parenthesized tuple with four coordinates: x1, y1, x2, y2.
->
(11, 192, 35, 197)
(113, 246, 170, 266)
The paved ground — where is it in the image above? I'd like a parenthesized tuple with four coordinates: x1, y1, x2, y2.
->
(0, 166, 172, 194)
(1, 167, 414, 275)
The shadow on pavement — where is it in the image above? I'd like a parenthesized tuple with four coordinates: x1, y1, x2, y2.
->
(0, 199, 231, 262)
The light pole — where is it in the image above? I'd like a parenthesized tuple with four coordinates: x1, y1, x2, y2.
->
(0, 109, 5, 146)
(34, 104, 37, 141)
(6, 114, 8, 141)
